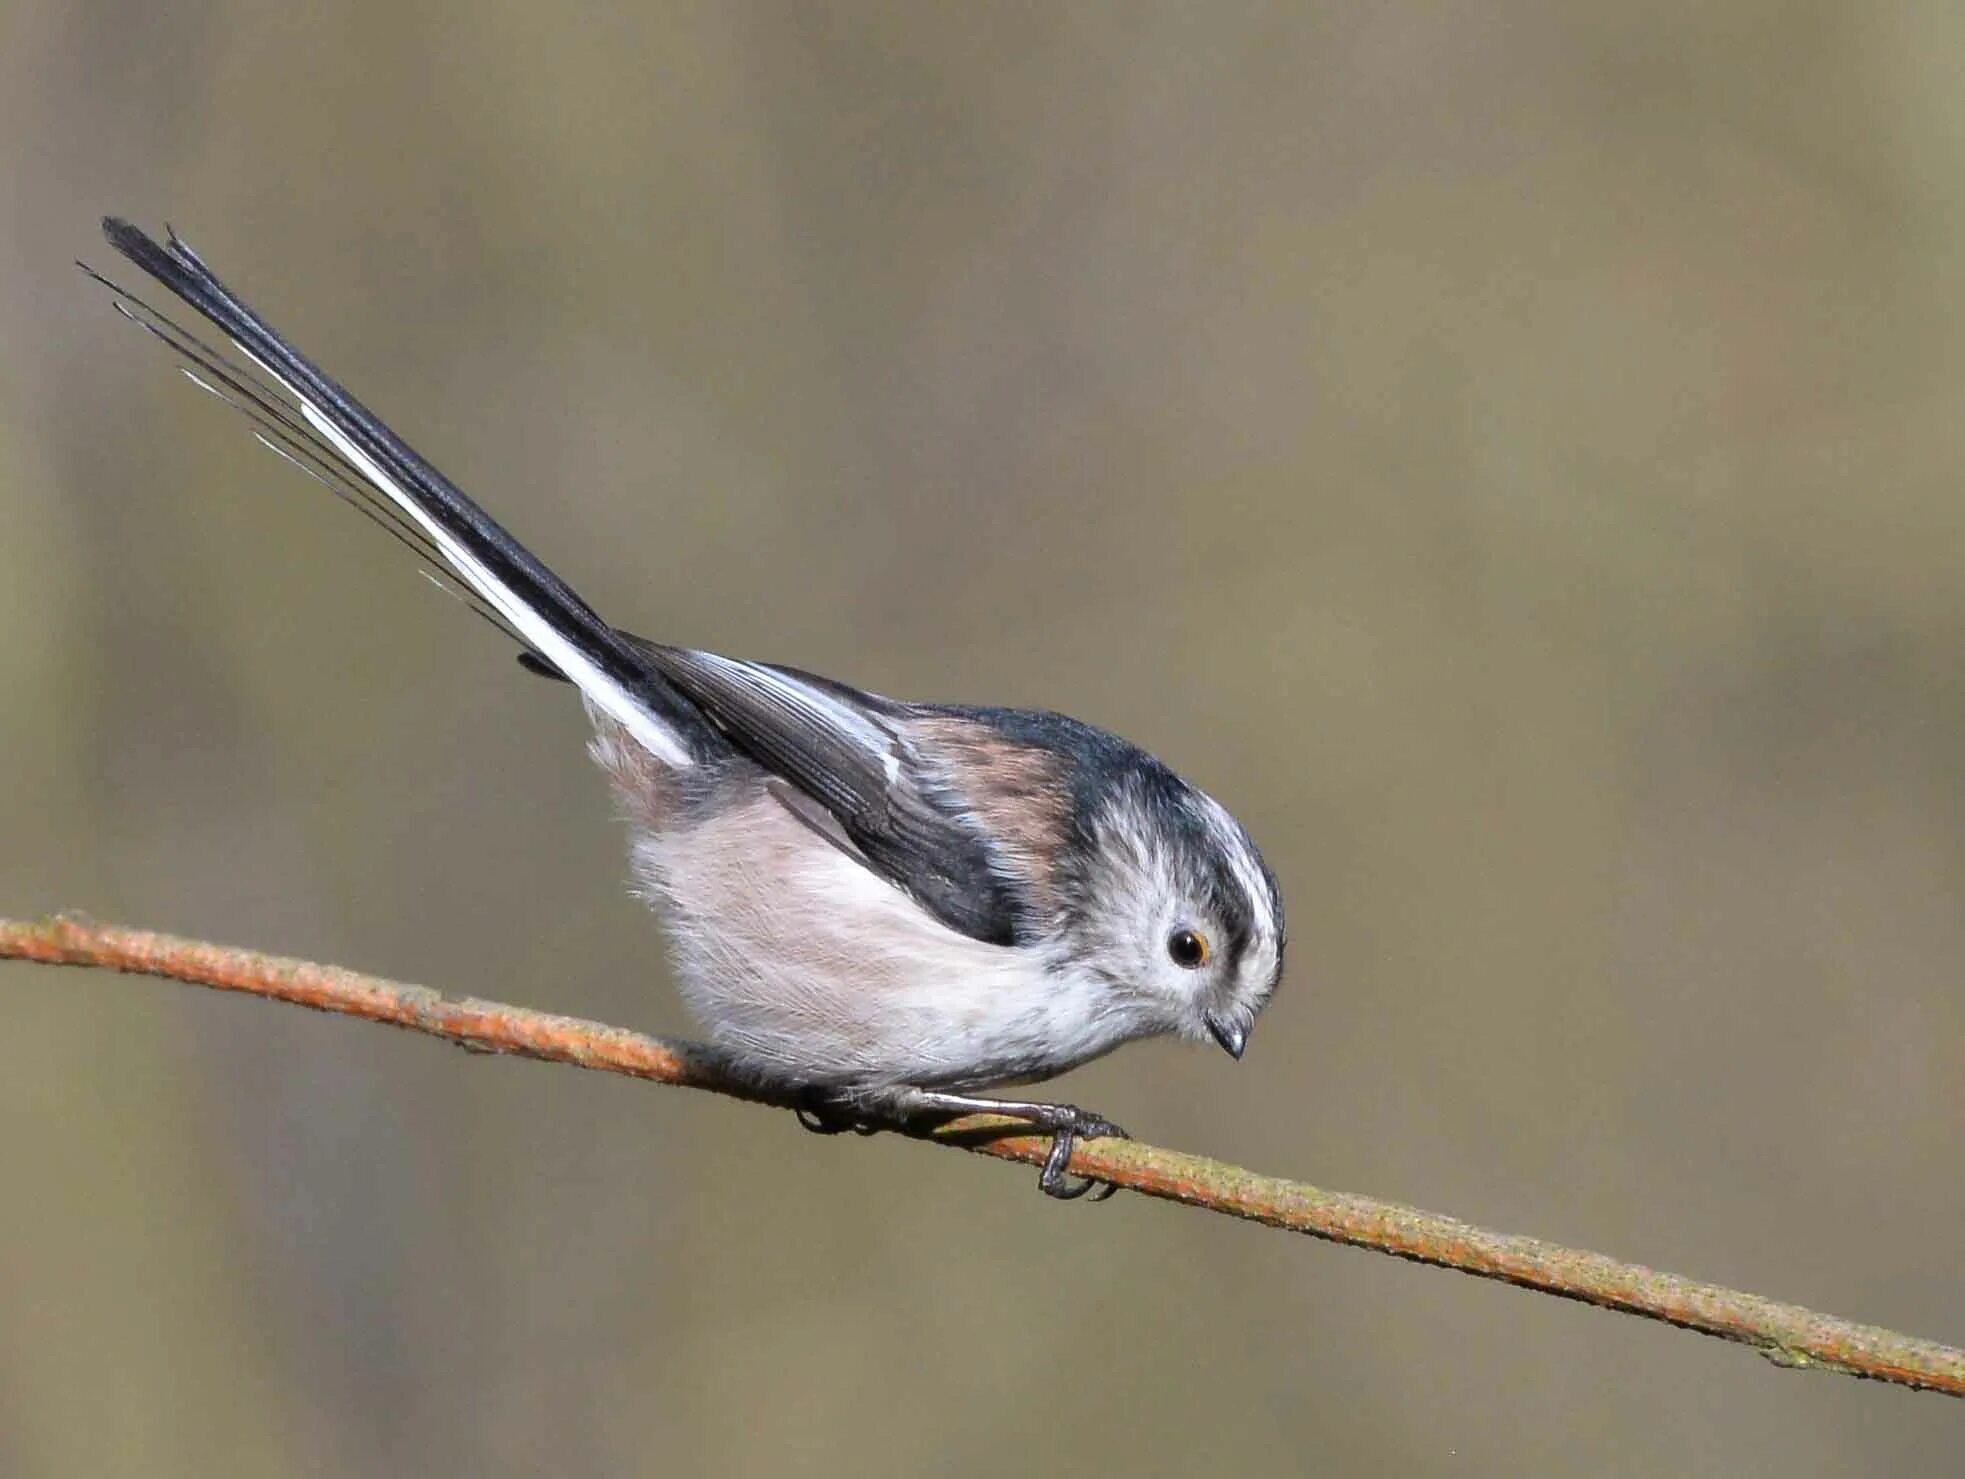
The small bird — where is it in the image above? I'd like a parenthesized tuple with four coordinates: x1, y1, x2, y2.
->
(87, 218, 1286, 1198)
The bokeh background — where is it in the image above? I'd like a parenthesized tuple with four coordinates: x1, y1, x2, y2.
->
(3, 5, 1963, 1474)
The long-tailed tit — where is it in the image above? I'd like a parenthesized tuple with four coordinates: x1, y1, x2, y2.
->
(87, 218, 1286, 1198)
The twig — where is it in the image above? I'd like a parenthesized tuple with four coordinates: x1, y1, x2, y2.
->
(4, 911, 1960, 1399)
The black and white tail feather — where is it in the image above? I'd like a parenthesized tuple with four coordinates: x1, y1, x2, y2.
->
(88, 217, 1287, 1200)
(90, 218, 702, 771)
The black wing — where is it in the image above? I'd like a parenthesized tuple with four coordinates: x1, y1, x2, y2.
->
(540, 636, 1030, 941)
(630, 643, 1030, 947)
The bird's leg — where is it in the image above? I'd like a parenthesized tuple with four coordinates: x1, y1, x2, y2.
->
(858, 1087, 1130, 1200)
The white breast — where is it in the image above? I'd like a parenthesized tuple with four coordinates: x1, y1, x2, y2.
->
(627, 789, 1146, 1092)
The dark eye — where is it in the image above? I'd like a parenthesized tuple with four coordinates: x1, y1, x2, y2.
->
(1167, 928, 1210, 969)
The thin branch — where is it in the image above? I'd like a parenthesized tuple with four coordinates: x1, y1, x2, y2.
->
(4, 912, 1960, 1399)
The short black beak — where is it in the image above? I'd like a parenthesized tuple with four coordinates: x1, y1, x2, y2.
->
(1206, 1015, 1247, 1060)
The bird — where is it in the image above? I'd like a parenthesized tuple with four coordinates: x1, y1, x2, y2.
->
(85, 217, 1286, 1198)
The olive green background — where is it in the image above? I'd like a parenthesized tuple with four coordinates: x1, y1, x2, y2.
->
(4, 5, 1962, 1475)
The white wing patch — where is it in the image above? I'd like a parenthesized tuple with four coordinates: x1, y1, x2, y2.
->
(685, 650, 897, 765)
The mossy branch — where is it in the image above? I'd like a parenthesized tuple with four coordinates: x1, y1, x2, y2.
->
(4, 911, 1960, 1399)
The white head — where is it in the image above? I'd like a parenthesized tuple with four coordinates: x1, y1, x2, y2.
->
(1059, 767, 1286, 1058)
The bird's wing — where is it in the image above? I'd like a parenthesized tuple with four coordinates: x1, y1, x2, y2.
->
(626, 641, 1033, 946)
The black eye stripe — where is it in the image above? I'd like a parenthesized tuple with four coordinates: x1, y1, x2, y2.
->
(1160, 791, 1259, 972)
(1203, 871, 1254, 972)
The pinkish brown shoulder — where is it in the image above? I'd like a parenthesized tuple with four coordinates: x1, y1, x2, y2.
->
(906, 713, 1074, 885)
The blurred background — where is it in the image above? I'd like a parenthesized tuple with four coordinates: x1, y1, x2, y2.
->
(3, 4, 1962, 1474)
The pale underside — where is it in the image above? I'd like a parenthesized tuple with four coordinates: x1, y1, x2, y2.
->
(590, 722, 1156, 1094)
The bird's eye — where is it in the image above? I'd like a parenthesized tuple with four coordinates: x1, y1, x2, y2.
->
(1167, 928, 1210, 969)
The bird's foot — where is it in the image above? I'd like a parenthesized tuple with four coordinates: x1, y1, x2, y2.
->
(792, 1087, 1130, 1199)
(792, 1089, 883, 1137)
(1031, 1106, 1130, 1201)
(877, 1090, 1131, 1201)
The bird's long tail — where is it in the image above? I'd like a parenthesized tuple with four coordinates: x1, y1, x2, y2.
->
(87, 217, 700, 770)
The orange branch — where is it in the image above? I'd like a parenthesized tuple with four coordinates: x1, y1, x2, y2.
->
(5, 910, 1961, 1399)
